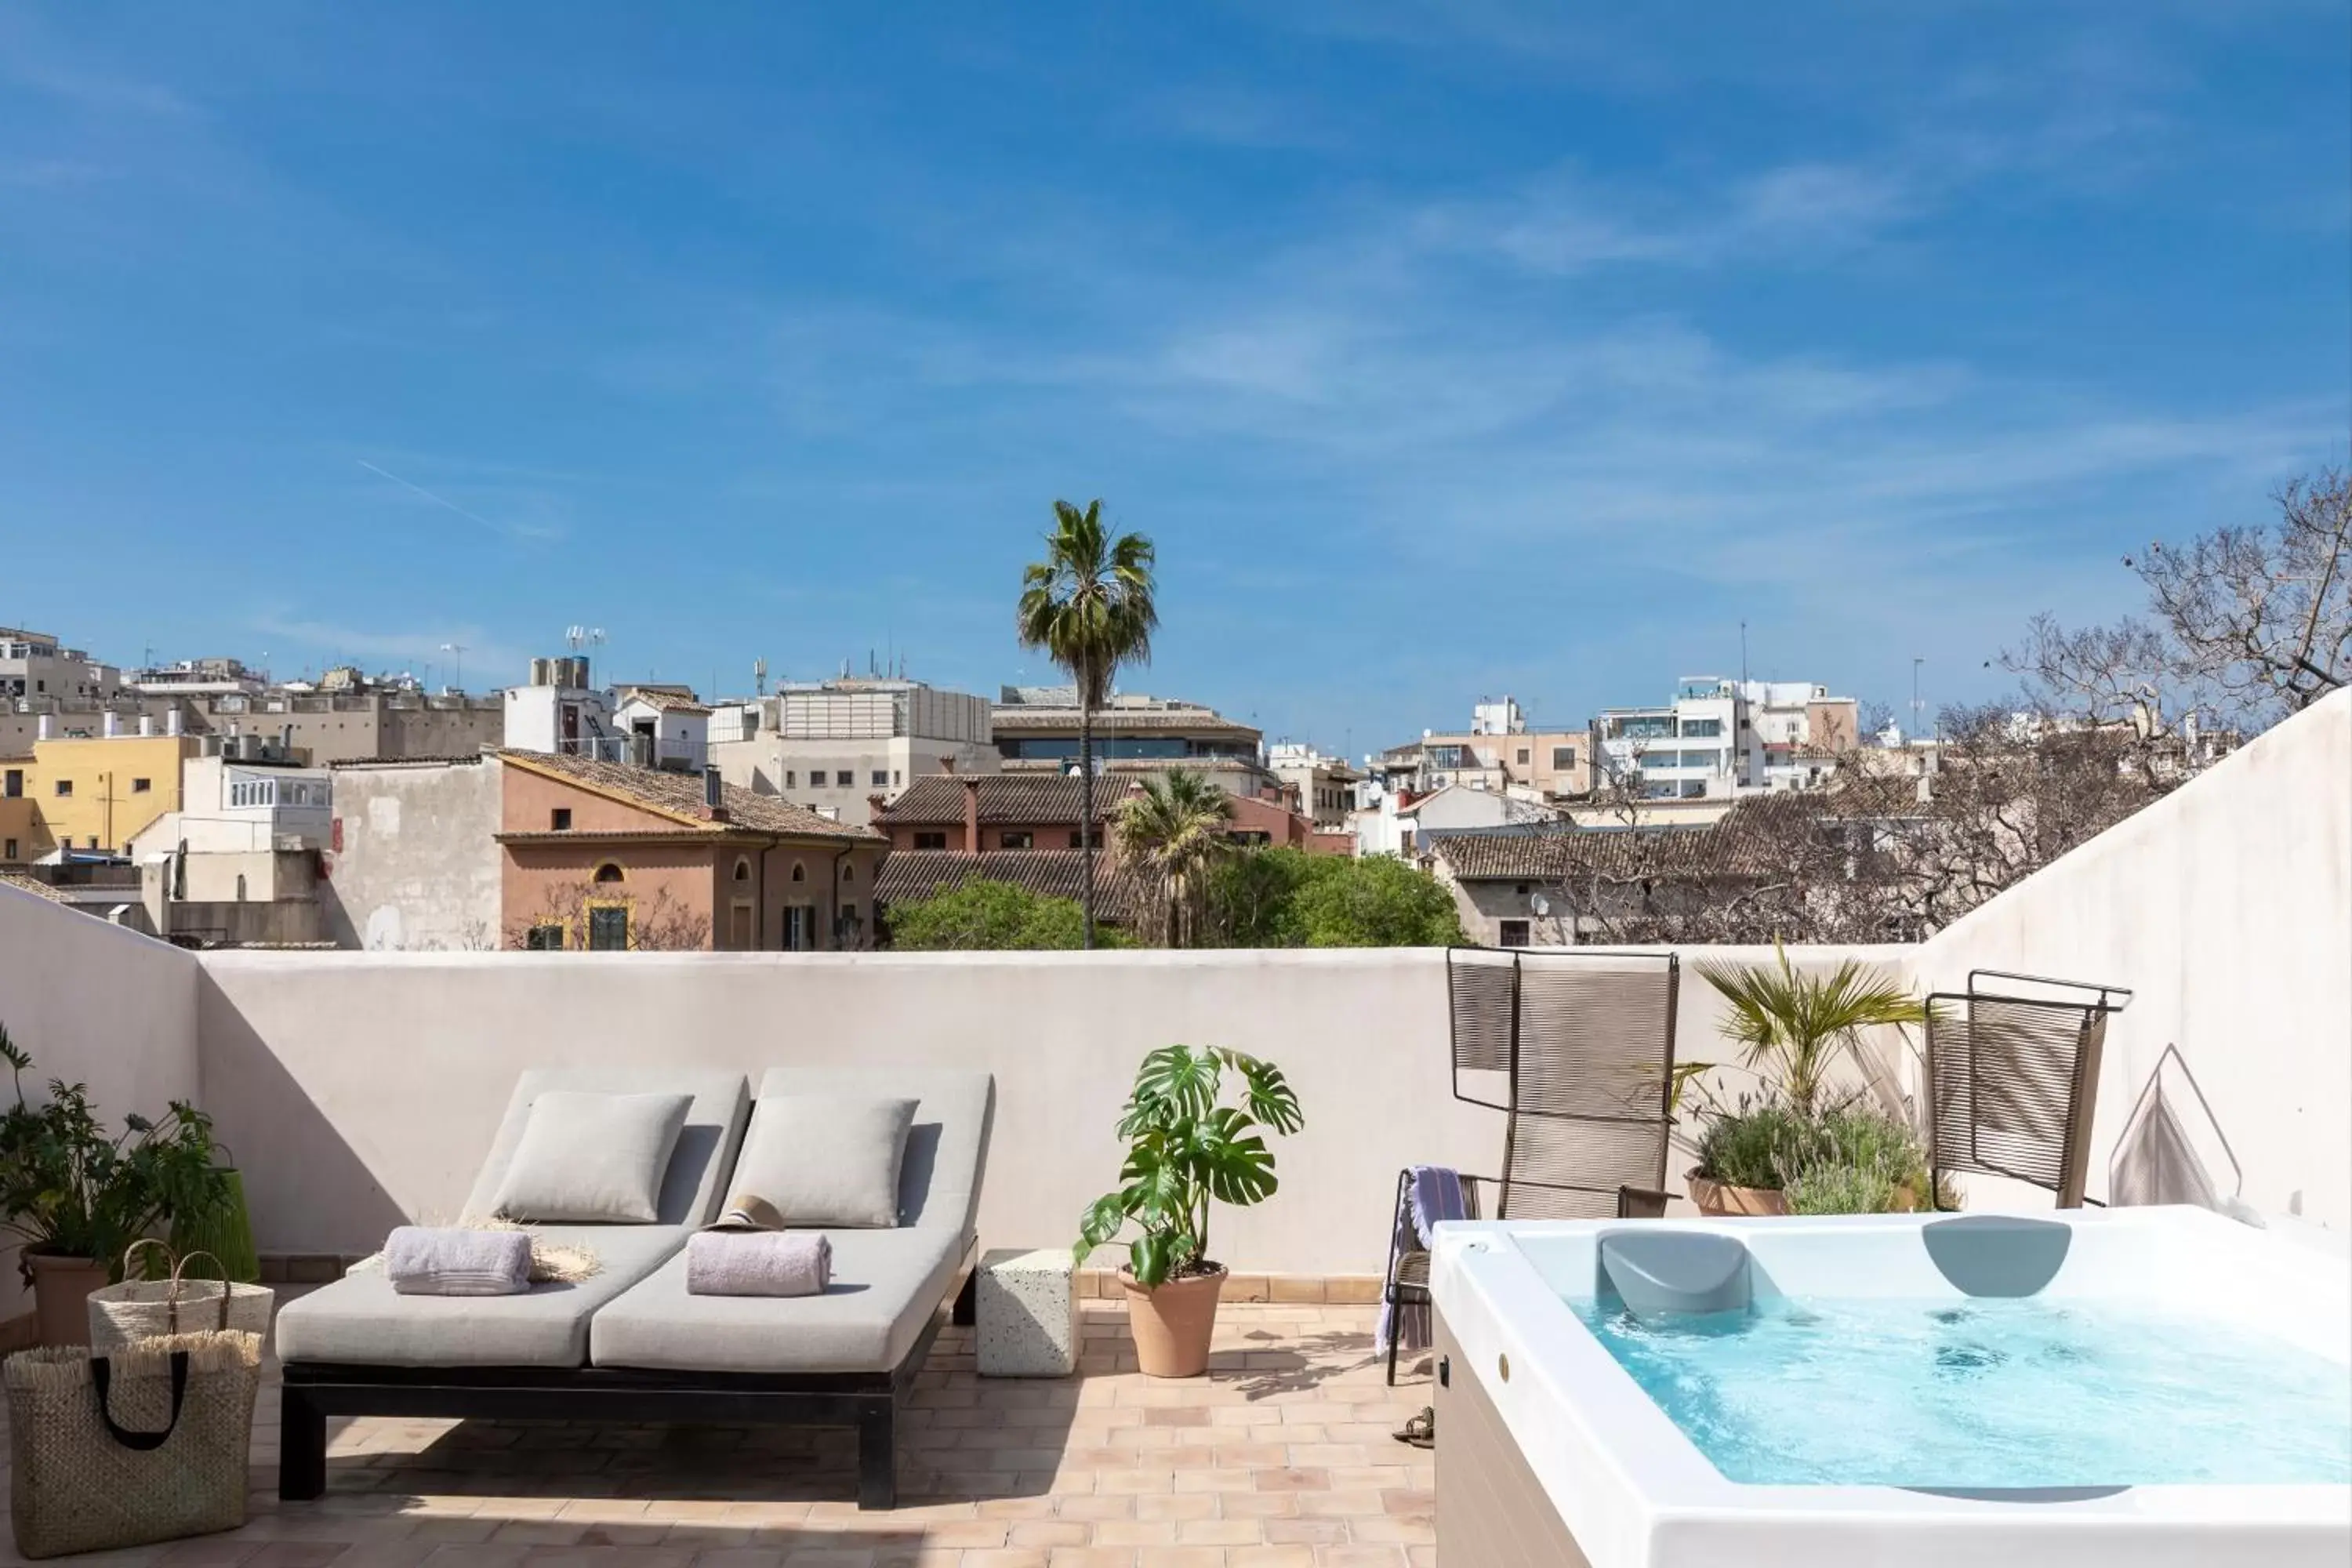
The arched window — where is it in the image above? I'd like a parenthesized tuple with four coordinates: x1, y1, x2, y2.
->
(789, 862, 806, 883)
(841, 862, 855, 883)
(733, 856, 752, 883)
(593, 862, 625, 885)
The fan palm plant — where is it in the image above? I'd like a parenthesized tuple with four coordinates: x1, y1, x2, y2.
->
(1696, 944, 1934, 1116)
(1015, 499, 1158, 948)
(1115, 769, 1235, 947)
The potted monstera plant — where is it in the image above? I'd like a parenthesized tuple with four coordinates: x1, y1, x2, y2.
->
(0, 1025, 235, 1345)
(1077, 1044, 1303, 1377)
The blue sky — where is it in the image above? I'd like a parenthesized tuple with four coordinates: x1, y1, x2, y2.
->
(2, 3, 2345, 753)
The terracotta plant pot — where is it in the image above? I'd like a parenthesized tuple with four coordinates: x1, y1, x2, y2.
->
(27, 1252, 111, 1348)
(1686, 1173, 1789, 1217)
(1120, 1265, 1227, 1378)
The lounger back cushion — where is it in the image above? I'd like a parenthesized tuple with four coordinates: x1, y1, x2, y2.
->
(750, 1069, 995, 1235)
(728, 1095, 918, 1229)
(489, 1091, 692, 1223)
(461, 1069, 751, 1227)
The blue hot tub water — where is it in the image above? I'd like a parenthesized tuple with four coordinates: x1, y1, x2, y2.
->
(1569, 1294, 2352, 1488)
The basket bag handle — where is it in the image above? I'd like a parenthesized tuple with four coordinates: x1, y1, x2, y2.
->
(117, 1241, 234, 1331)
(89, 1351, 191, 1452)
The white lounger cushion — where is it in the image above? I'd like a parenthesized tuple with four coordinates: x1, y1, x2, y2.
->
(590, 1227, 966, 1373)
(491, 1091, 692, 1223)
(278, 1069, 751, 1370)
(462, 1069, 750, 1229)
(278, 1225, 691, 1367)
(726, 1094, 917, 1229)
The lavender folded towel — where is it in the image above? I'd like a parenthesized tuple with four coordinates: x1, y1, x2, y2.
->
(687, 1230, 832, 1297)
(385, 1226, 534, 1296)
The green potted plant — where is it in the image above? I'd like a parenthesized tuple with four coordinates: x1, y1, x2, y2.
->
(1076, 1044, 1303, 1377)
(1686, 948, 1934, 1216)
(0, 1025, 235, 1345)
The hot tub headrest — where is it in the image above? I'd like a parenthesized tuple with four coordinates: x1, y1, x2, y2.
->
(1920, 1215, 2071, 1297)
(1600, 1231, 1751, 1316)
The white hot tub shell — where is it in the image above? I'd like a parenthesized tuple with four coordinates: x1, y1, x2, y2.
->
(1428, 1206, 2352, 1568)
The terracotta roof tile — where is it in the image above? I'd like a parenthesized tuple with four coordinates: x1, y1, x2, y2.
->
(498, 750, 879, 840)
(874, 773, 1106, 826)
(873, 848, 1145, 921)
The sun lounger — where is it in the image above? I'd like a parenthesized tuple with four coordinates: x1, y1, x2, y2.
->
(276, 1065, 993, 1512)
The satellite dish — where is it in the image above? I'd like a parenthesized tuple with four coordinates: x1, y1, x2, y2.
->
(1530, 892, 1551, 918)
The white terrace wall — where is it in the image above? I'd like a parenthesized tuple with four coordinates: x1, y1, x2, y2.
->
(0, 884, 200, 1321)
(1915, 688, 2352, 1227)
(193, 942, 1903, 1277)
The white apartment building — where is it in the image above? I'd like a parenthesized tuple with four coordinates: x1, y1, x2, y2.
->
(1594, 677, 1862, 800)
(1, 628, 122, 706)
(709, 677, 996, 828)
(502, 655, 623, 762)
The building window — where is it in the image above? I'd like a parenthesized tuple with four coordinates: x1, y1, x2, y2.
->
(586, 906, 630, 950)
(525, 924, 564, 950)
(132, 777, 151, 793)
(593, 862, 625, 884)
(550, 808, 572, 831)
(2, 770, 19, 798)
(840, 862, 855, 883)
(892, 769, 902, 786)
(870, 770, 888, 788)
(1000, 829, 1034, 850)
(784, 905, 815, 950)
(1682, 718, 1723, 738)
(1515, 749, 1530, 765)
(790, 861, 806, 882)
(1552, 746, 1576, 769)
(1515, 882, 1530, 895)
(784, 771, 797, 789)
(53, 779, 71, 797)
(834, 770, 853, 787)
(1499, 920, 1531, 947)
(913, 831, 947, 850)
(733, 856, 752, 882)
(1067, 831, 1084, 848)
(2, 840, 15, 861)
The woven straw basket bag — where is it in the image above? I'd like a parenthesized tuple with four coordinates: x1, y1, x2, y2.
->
(89, 1241, 274, 1354)
(5, 1330, 263, 1558)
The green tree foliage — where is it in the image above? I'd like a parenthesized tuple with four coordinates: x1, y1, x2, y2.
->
(884, 879, 1126, 951)
(1203, 849, 1465, 949)
(1113, 769, 1234, 948)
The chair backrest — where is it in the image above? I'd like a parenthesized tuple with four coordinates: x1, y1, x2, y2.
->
(1926, 971, 2130, 1208)
(1446, 946, 1682, 1219)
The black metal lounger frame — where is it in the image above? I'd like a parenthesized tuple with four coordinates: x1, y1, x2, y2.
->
(280, 1247, 979, 1511)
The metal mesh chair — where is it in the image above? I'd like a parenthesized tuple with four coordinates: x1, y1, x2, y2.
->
(1381, 948, 1681, 1383)
(1925, 969, 2132, 1209)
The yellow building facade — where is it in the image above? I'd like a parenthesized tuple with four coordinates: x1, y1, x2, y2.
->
(20, 735, 201, 853)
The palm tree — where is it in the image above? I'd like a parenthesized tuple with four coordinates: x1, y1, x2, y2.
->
(1115, 769, 1235, 947)
(1016, 499, 1158, 948)
(1696, 943, 1934, 1117)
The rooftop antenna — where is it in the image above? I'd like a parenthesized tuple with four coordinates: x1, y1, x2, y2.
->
(438, 642, 466, 691)
(753, 657, 769, 697)
(1740, 621, 1749, 689)
(1912, 656, 1927, 741)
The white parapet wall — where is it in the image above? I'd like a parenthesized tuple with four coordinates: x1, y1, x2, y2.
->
(0, 882, 201, 1322)
(194, 942, 1907, 1277)
(1915, 688, 2351, 1227)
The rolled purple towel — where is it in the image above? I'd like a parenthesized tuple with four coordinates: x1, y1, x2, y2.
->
(687, 1230, 832, 1297)
(385, 1226, 533, 1296)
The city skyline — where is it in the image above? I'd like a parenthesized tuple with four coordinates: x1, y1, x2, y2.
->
(3, 5, 2344, 753)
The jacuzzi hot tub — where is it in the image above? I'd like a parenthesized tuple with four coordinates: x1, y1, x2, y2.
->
(1427, 1206, 2351, 1567)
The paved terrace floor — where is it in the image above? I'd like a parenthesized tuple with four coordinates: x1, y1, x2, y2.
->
(2, 1303, 1437, 1568)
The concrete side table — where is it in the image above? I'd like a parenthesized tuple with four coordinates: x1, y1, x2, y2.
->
(977, 1246, 1079, 1377)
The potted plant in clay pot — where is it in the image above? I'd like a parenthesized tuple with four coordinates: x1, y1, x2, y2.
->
(1076, 1044, 1303, 1377)
(1686, 948, 1934, 1217)
(0, 1025, 235, 1345)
